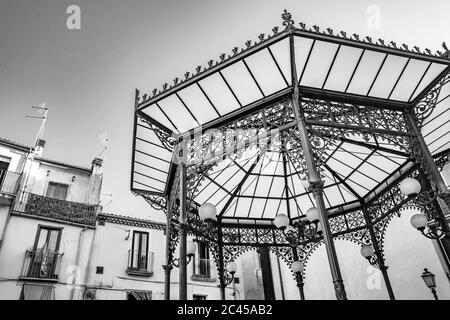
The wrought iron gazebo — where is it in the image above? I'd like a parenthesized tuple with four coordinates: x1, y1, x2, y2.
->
(130, 10, 450, 300)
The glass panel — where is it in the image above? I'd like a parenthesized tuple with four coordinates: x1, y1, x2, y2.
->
(346, 50, 387, 95)
(389, 59, 430, 101)
(323, 185, 345, 207)
(300, 41, 340, 88)
(36, 229, 49, 250)
(158, 95, 199, 132)
(409, 63, 447, 101)
(47, 230, 59, 252)
(177, 84, 219, 124)
(268, 38, 292, 85)
(262, 198, 283, 219)
(234, 197, 252, 218)
(244, 48, 288, 96)
(293, 36, 314, 83)
(144, 105, 178, 133)
(221, 61, 264, 105)
(324, 46, 364, 92)
(248, 199, 267, 219)
(198, 73, 241, 115)
(369, 55, 409, 98)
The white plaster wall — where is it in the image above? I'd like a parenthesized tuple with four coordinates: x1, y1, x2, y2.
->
(0, 144, 27, 173)
(28, 163, 91, 203)
(0, 206, 9, 241)
(0, 215, 94, 300)
(88, 222, 231, 300)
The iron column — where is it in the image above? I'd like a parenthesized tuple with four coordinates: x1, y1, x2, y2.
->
(361, 205, 395, 300)
(179, 163, 188, 300)
(163, 196, 173, 300)
(292, 248, 305, 300)
(289, 33, 347, 300)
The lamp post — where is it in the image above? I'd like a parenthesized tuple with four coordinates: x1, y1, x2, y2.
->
(171, 240, 197, 267)
(273, 208, 322, 247)
(291, 261, 305, 300)
(218, 262, 238, 300)
(274, 209, 322, 300)
(399, 178, 449, 240)
(421, 268, 438, 300)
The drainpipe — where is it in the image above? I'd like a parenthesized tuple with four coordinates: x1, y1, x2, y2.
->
(82, 224, 98, 298)
(275, 255, 286, 300)
(70, 227, 87, 300)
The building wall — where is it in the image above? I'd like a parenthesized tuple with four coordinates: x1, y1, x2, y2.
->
(25, 162, 91, 203)
(0, 215, 95, 300)
(0, 144, 28, 173)
(86, 220, 235, 300)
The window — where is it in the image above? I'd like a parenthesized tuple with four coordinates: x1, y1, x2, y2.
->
(127, 291, 152, 300)
(20, 284, 55, 300)
(194, 241, 211, 277)
(130, 231, 149, 270)
(27, 226, 62, 279)
(193, 294, 207, 301)
(0, 160, 9, 187)
(46, 182, 68, 201)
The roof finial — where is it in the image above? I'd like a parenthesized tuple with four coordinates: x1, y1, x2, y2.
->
(281, 9, 294, 29)
(442, 42, 450, 58)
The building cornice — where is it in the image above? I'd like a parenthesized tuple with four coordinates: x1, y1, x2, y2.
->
(97, 213, 166, 230)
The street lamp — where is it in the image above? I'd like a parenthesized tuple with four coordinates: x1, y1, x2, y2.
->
(273, 208, 322, 247)
(223, 261, 237, 285)
(199, 203, 217, 222)
(360, 245, 381, 268)
(421, 268, 438, 300)
(399, 177, 421, 197)
(400, 205, 446, 240)
(399, 177, 448, 240)
(291, 261, 305, 300)
(172, 240, 197, 267)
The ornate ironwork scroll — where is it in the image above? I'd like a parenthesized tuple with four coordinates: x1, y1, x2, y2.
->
(415, 73, 450, 127)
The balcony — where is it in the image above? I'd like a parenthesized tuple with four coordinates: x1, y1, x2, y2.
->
(14, 192, 98, 226)
(191, 258, 217, 282)
(20, 249, 63, 282)
(126, 250, 154, 277)
(0, 170, 21, 200)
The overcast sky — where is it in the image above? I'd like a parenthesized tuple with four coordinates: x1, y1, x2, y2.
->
(0, 0, 448, 220)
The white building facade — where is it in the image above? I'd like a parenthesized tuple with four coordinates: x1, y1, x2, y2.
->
(0, 137, 240, 300)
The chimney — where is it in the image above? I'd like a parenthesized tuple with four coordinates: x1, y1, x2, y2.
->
(34, 139, 46, 157)
(86, 158, 104, 205)
(91, 157, 103, 175)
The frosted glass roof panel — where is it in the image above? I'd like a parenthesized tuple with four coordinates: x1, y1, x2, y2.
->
(300, 41, 339, 88)
(220, 61, 264, 105)
(369, 55, 409, 98)
(346, 51, 387, 95)
(198, 73, 241, 115)
(324, 46, 364, 92)
(244, 49, 288, 96)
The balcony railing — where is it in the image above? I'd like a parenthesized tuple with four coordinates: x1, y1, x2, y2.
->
(14, 192, 98, 226)
(0, 170, 21, 195)
(192, 258, 216, 281)
(126, 250, 154, 276)
(20, 249, 63, 281)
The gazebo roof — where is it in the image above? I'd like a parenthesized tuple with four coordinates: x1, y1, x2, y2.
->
(131, 10, 450, 225)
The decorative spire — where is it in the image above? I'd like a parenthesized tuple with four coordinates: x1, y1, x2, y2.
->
(281, 9, 294, 28)
(442, 42, 450, 58)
